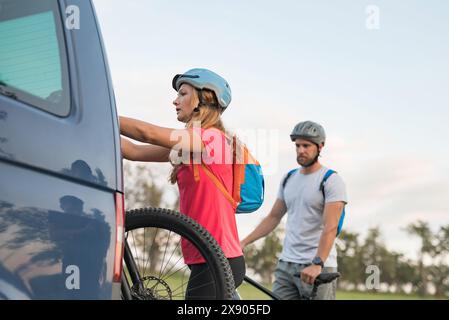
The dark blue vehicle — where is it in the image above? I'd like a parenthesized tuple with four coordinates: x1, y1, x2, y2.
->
(0, 0, 124, 299)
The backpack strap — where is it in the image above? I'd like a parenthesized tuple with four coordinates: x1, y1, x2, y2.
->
(198, 163, 237, 209)
(232, 136, 243, 202)
(192, 133, 240, 210)
(282, 168, 299, 189)
(319, 169, 336, 197)
(192, 134, 258, 211)
(192, 153, 200, 182)
(193, 149, 238, 210)
(193, 162, 200, 182)
(320, 169, 346, 236)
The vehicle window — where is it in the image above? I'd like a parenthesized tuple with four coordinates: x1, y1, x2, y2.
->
(0, 0, 70, 116)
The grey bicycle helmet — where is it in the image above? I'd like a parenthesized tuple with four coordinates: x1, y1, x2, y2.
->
(290, 121, 326, 145)
(172, 68, 232, 109)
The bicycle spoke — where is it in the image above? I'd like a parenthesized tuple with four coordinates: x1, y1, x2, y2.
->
(159, 239, 183, 279)
(158, 230, 172, 279)
(140, 226, 160, 278)
(161, 255, 186, 281)
(159, 264, 190, 299)
(129, 229, 140, 277)
(181, 267, 189, 297)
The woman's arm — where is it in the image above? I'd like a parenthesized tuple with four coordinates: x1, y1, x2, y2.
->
(121, 137, 170, 162)
(120, 116, 202, 152)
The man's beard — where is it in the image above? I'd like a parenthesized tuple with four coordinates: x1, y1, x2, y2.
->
(297, 153, 320, 168)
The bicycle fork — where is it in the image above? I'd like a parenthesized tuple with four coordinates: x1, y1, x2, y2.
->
(122, 238, 145, 298)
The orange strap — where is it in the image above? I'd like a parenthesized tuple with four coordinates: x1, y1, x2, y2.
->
(193, 163, 200, 182)
(232, 137, 240, 201)
(194, 163, 237, 209)
(191, 153, 200, 182)
(194, 135, 257, 208)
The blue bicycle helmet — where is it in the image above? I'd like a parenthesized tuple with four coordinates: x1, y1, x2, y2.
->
(172, 68, 232, 110)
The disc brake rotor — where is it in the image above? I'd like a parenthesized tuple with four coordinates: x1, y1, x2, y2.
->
(131, 276, 173, 300)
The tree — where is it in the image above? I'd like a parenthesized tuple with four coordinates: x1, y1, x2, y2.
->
(394, 257, 419, 294)
(334, 222, 448, 297)
(428, 225, 449, 297)
(124, 162, 178, 211)
(405, 221, 434, 296)
(336, 230, 364, 290)
(338, 227, 408, 293)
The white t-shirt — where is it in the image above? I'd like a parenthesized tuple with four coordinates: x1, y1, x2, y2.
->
(277, 166, 348, 267)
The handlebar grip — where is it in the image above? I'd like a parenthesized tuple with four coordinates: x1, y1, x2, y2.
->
(314, 272, 341, 285)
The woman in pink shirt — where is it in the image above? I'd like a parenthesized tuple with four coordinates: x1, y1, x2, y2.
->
(120, 68, 245, 299)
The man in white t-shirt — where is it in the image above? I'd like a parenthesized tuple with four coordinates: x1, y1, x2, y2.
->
(241, 121, 348, 300)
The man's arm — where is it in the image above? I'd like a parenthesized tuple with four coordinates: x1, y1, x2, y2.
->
(121, 137, 170, 162)
(316, 201, 345, 261)
(300, 201, 344, 285)
(240, 199, 287, 249)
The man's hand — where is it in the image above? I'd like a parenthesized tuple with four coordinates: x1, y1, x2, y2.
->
(300, 265, 322, 285)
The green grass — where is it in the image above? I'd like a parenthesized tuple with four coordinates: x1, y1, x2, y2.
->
(237, 282, 274, 300)
(237, 282, 447, 300)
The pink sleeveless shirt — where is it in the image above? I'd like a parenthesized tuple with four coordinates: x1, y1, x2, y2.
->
(176, 128, 243, 265)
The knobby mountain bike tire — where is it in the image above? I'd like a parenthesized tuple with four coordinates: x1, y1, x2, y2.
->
(121, 207, 235, 300)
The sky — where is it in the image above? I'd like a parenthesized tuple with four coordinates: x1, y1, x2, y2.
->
(92, 0, 449, 260)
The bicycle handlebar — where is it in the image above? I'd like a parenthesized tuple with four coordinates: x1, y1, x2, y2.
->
(314, 272, 341, 286)
(293, 272, 341, 286)
(293, 272, 341, 300)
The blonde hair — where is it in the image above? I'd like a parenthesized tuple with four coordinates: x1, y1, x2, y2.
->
(169, 89, 226, 184)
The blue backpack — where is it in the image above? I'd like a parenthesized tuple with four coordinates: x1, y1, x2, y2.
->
(282, 168, 346, 236)
(193, 137, 265, 214)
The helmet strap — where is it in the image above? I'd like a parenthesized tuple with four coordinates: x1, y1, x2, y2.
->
(193, 90, 202, 113)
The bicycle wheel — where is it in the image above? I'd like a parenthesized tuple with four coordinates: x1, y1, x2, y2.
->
(122, 207, 235, 300)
